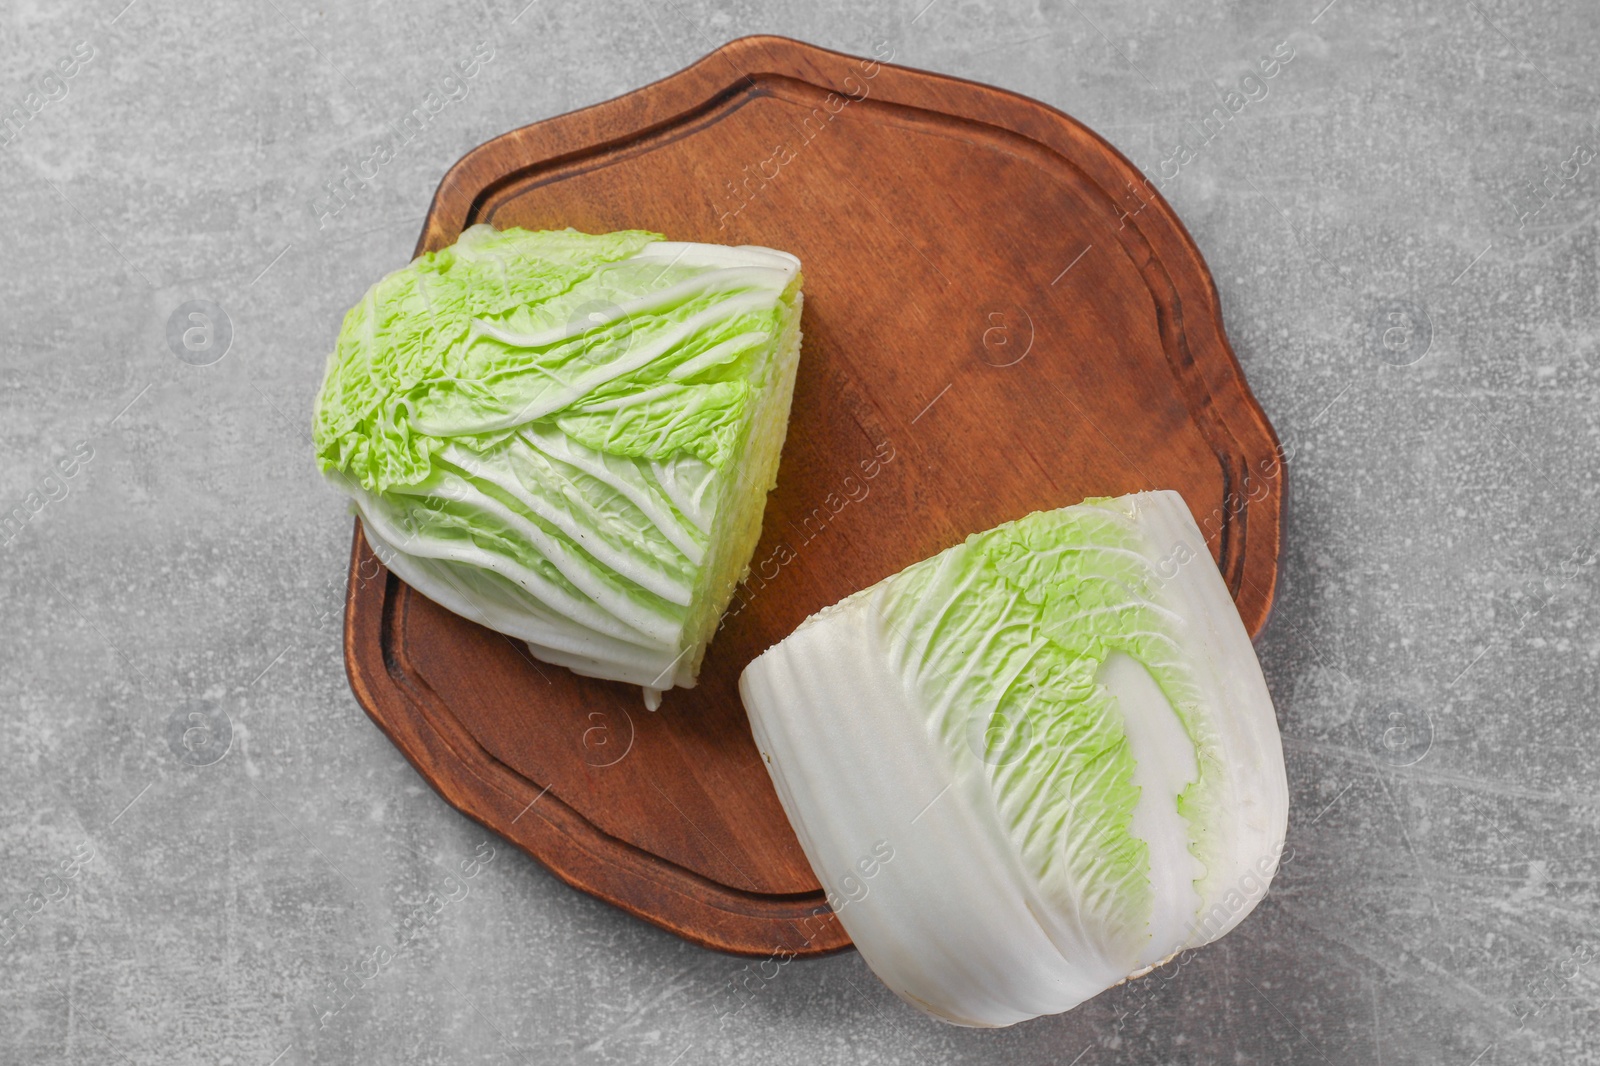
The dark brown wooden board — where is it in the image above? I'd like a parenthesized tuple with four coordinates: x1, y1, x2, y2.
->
(342, 35, 1283, 958)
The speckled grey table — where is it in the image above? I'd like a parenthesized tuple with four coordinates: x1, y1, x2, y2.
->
(2, 1, 1596, 1063)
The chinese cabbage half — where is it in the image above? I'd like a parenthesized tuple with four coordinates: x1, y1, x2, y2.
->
(740, 491, 1288, 1026)
(314, 225, 803, 702)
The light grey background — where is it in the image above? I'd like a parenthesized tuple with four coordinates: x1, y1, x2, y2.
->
(2, 0, 1596, 1063)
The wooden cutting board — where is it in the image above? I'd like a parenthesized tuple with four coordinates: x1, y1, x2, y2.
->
(342, 35, 1283, 958)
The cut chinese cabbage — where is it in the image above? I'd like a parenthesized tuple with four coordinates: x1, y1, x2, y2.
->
(314, 225, 803, 702)
(739, 491, 1288, 1026)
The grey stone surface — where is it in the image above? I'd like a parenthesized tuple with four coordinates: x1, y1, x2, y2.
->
(1, 0, 1596, 1062)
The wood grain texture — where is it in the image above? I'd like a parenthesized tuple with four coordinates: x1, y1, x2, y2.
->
(341, 35, 1283, 958)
